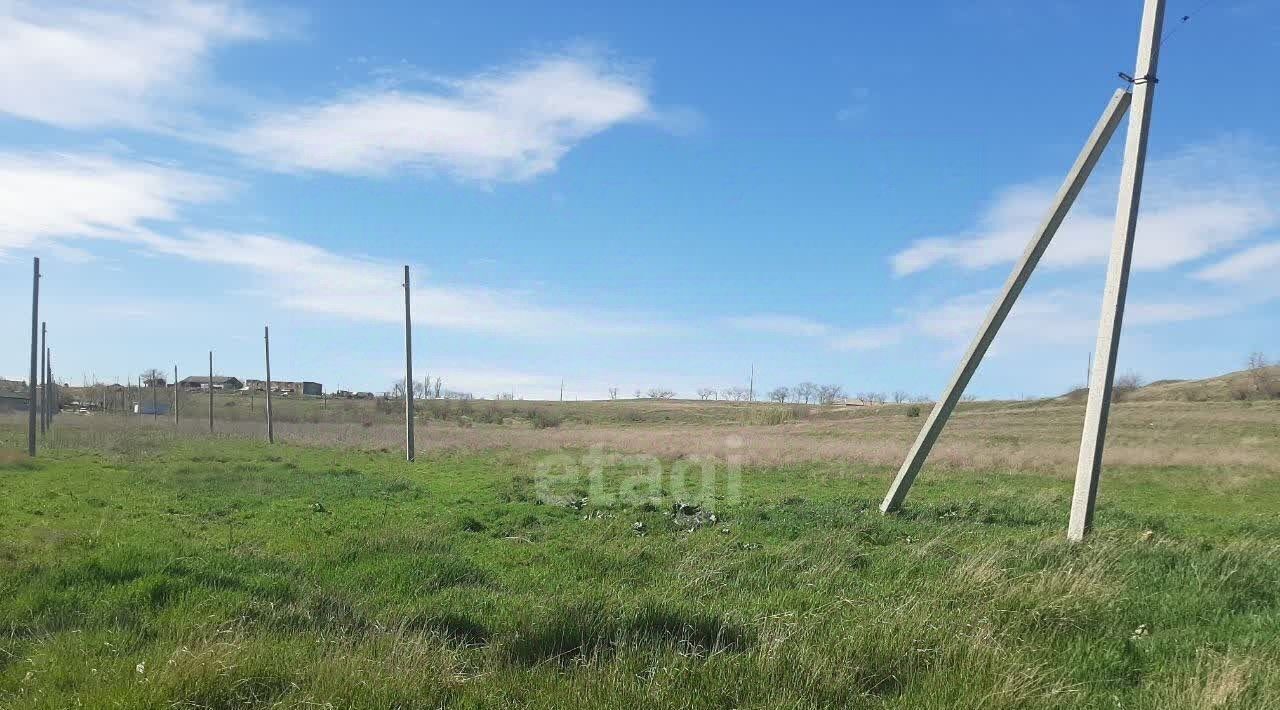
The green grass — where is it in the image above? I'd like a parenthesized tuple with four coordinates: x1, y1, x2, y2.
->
(1, 427, 1277, 708)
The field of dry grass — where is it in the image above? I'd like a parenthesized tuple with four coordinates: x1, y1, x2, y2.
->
(14, 397, 1279, 476)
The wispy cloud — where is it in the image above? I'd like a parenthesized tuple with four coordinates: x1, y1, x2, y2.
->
(0, 151, 229, 255)
(0, 0, 274, 130)
(1195, 241, 1280, 283)
(891, 137, 1280, 276)
(224, 51, 664, 181)
(139, 229, 675, 338)
(729, 283, 1249, 360)
(725, 314, 832, 338)
(0, 150, 673, 339)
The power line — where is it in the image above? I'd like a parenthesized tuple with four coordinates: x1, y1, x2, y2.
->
(1159, 0, 1219, 48)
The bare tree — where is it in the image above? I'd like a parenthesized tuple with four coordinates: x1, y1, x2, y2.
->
(646, 387, 676, 399)
(391, 378, 429, 399)
(141, 368, 167, 387)
(768, 386, 789, 403)
(721, 386, 750, 402)
(1247, 352, 1274, 398)
(794, 382, 818, 404)
(608, 387, 619, 400)
(696, 387, 716, 400)
(817, 384, 846, 405)
(1113, 372, 1145, 398)
(893, 390, 908, 404)
(433, 377, 442, 398)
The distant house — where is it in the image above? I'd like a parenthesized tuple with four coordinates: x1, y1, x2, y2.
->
(179, 376, 243, 391)
(0, 378, 27, 394)
(244, 379, 323, 396)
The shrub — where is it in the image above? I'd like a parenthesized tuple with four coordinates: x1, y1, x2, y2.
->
(529, 410, 563, 429)
(906, 405, 922, 418)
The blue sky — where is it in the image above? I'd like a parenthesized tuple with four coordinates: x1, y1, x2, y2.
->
(1, 0, 1277, 400)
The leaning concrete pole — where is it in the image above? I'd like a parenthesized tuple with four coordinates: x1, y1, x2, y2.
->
(880, 89, 1132, 513)
(403, 265, 415, 462)
(27, 258, 39, 456)
(264, 325, 274, 444)
(1069, 0, 1166, 542)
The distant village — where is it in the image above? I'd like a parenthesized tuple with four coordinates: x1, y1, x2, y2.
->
(0, 374, 382, 416)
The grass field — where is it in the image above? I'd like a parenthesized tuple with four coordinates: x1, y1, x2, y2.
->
(1, 400, 1278, 708)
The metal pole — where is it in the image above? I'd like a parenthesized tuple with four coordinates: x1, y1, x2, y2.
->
(27, 258, 39, 456)
(264, 325, 274, 444)
(40, 323, 46, 434)
(208, 351, 214, 433)
(881, 89, 1132, 513)
(403, 265, 415, 462)
(1070, 0, 1166, 542)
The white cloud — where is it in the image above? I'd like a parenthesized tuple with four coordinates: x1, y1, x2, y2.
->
(224, 52, 657, 181)
(829, 325, 907, 351)
(726, 314, 831, 338)
(135, 230, 672, 339)
(733, 285, 1245, 361)
(1195, 241, 1280, 283)
(0, 0, 271, 130)
(0, 150, 671, 339)
(0, 151, 229, 255)
(892, 138, 1280, 276)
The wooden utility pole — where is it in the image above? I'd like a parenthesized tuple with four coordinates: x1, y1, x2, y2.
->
(880, 89, 1131, 514)
(208, 351, 214, 433)
(264, 326, 274, 444)
(403, 265, 415, 462)
(39, 322, 46, 434)
(27, 257, 39, 456)
(174, 365, 179, 426)
(1070, 0, 1166, 542)
(151, 378, 158, 421)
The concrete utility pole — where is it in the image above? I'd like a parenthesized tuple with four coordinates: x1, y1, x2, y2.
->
(208, 351, 214, 433)
(39, 323, 46, 434)
(174, 365, 179, 426)
(47, 352, 53, 427)
(1070, 0, 1166, 542)
(402, 265, 415, 462)
(27, 257, 39, 456)
(264, 325, 274, 444)
(749, 364, 755, 402)
(881, 89, 1132, 513)
(151, 378, 158, 421)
